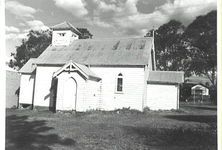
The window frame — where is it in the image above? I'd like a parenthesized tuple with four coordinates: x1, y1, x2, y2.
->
(115, 73, 124, 94)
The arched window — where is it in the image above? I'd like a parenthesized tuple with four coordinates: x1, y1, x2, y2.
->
(116, 73, 123, 92)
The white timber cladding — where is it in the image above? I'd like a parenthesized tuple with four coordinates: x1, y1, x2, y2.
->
(56, 71, 101, 111)
(34, 65, 184, 111)
(52, 30, 79, 46)
(146, 84, 179, 110)
(34, 65, 146, 111)
(143, 54, 154, 107)
(90, 66, 145, 111)
(191, 85, 209, 95)
(84, 80, 101, 110)
(33, 66, 61, 107)
(19, 74, 35, 104)
(56, 71, 86, 111)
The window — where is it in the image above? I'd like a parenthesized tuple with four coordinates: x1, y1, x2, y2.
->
(58, 33, 66, 36)
(116, 73, 123, 92)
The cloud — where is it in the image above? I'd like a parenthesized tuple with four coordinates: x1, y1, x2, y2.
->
(157, 0, 217, 25)
(24, 20, 49, 32)
(87, 0, 217, 36)
(5, 26, 20, 33)
(5, 1, 37, 18)
(53, 0, 88, 17)
(6, 19, 48, 42)
(6, 20, 49, 42)
(6, 33, 28, 40)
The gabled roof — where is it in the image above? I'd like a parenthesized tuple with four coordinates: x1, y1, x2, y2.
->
(191, 84, 208, 90)
(147, 71, 184, 84)
(185, 76, 212, 87)
(19, 58, 37, 73)
(35, 37, 153, 66)
(53, 61, 101, 81)
(51, 21, 82, 35)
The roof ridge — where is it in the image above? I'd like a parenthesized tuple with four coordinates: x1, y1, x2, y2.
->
(51, 21, 81, 33)
(69, 37, 153, 42)
(149, 71, 184, 73)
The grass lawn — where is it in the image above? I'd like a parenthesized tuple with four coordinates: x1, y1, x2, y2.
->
(6, 105, 217, 150)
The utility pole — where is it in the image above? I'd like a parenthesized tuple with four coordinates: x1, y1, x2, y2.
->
(152, 27, 156, 71)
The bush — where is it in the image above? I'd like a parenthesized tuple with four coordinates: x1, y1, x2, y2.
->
(143, 107, 151, 113)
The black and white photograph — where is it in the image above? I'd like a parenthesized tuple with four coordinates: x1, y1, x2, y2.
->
(2, 0, 220, 149)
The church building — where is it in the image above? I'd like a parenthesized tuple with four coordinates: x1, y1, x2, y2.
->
(19, 21, 184, 111)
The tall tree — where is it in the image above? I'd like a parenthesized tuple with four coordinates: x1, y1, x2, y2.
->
(145, 20, 187, 71)
(11, 30, 52, 69)
(183, 10, 217, 86)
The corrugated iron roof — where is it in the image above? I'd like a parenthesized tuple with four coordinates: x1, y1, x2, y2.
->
(35, 37, 153, 66)
(19, 58, 37, 73)
(75, 62, 100, 80)
(191, 84, 208, 90)
(185, 76, 212, 86)
(51, 21, 81, 35)
(147, 71, 184, 84)
(53, 61, 100, 80)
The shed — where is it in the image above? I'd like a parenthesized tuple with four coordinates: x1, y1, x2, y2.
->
(146, 71, 184, 110)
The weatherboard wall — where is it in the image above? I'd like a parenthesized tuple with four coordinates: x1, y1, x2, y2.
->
(146, 84, 179, 110)
(83, 80, 101, 110)
(33, 65, 181, 111)
(55, 66, 144, 111)
(19, 74, 35, 105)
(56, 71, 87, 111)
(90, 66, 145, 111)
(33, 66, 60, 107)
(52, 30, 79, 46)
(6, 71, 20, 108)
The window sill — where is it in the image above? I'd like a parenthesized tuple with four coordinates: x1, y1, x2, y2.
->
(115, 91, 124, 94)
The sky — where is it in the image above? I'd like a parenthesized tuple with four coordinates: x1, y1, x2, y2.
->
(5, 0, 217, 59)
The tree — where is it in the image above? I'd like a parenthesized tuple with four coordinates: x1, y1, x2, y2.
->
(77, 28, 93, 39)
(11, 30, 52, 69)
(183, 10, 217, 86)
(145, 20, 187, 71)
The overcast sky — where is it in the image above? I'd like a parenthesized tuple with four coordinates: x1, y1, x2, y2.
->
(5, 0, 217, 58)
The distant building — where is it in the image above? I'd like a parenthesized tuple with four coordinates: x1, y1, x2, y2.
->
(191, 84, 209, 96)
(183, 76, 211, 102)
(6, 67, 20, 108)
(185, 76, 212, 87)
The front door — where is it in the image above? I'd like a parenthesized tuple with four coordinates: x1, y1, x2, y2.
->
(63, 77, 77, 110)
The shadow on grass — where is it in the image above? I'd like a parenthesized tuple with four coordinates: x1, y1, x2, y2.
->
(6, 115, 75, 150)
(123, 125, 217, 149)
(190, 106, 217, 111)
(164, 115, 217, 125)
(181, 105, 217, 111)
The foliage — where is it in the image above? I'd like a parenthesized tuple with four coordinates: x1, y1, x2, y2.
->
(183, 10, 217, 86)
(77, 28, 93, 39)
(10, 30, 52, 69)
(145, 11, 217, 86)
(146, 20, 188, 72)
